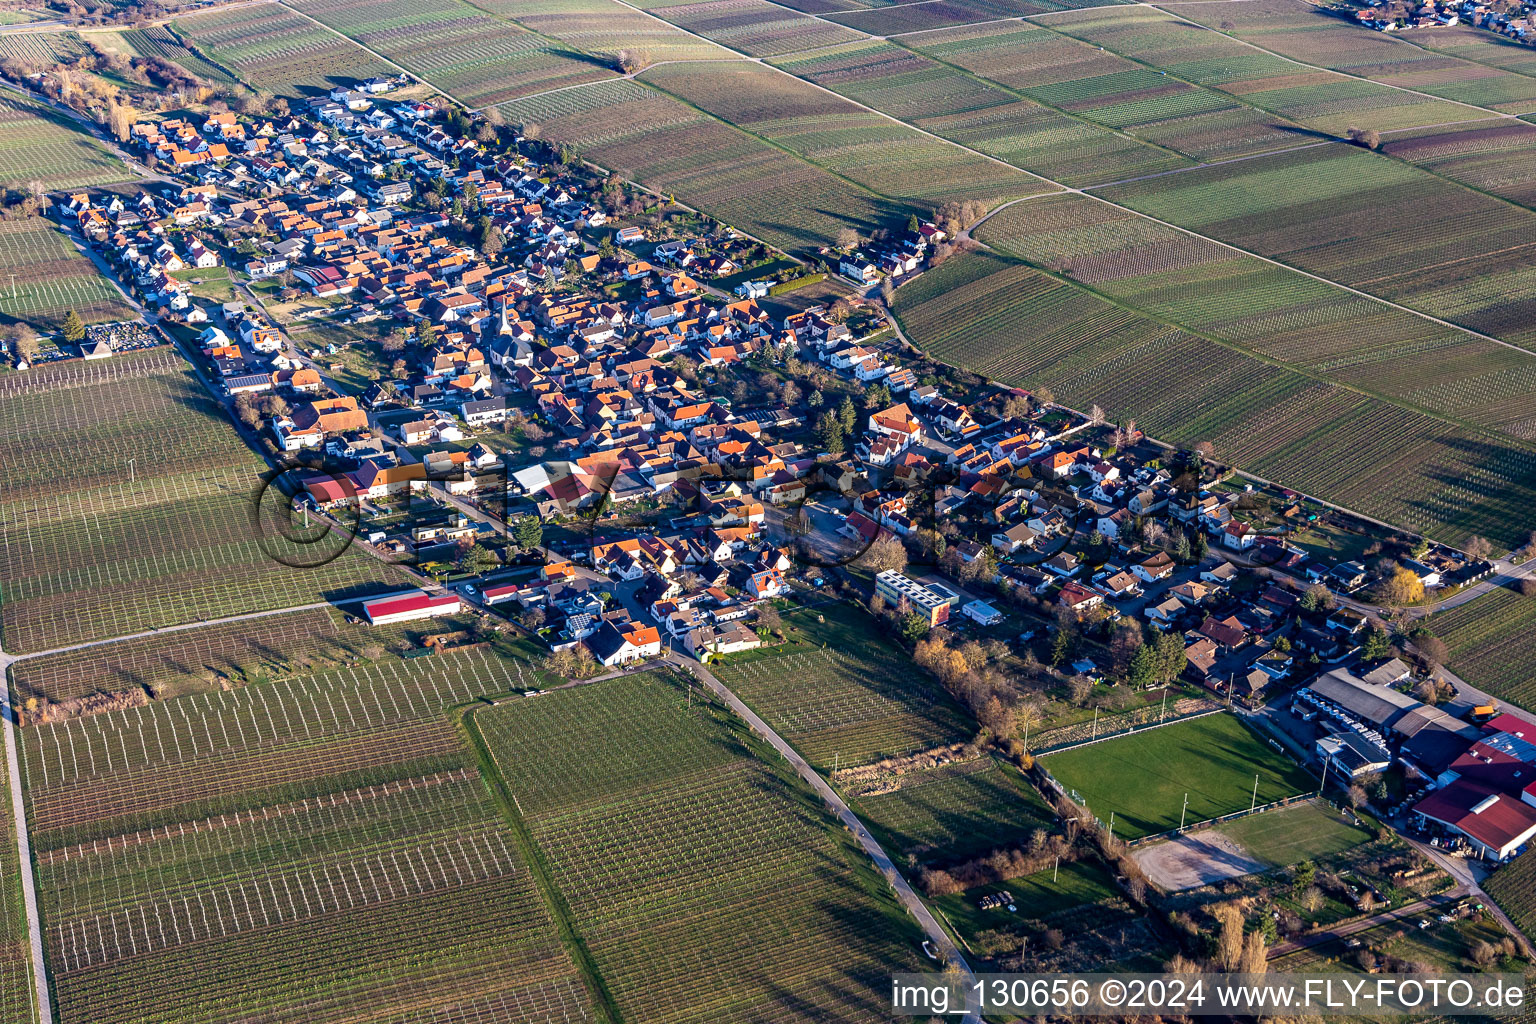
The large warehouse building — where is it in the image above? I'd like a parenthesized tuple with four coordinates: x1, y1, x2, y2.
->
(362, 590, 462, 625)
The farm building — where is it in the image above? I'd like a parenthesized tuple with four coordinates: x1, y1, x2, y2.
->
(362, 590, 461, 625)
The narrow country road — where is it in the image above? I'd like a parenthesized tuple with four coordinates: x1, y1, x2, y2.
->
(665, 651, 983, 1020)
(0, 642, 54, 1024)
(1268, 892, 1459, 958)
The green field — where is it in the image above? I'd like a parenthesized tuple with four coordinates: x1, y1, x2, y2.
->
(0, 217, 133, 329)
(474, 669, 923, 1024)
(709, 601, 972, 769)
(934, 858, 1122, 938)
(1429, 585, 1536, 713)
(1042, 713, 1313, 839)
(0, 92, 129, 192)
(0, 348, 399, 654)
(1216, 799, 1376, 868)
(20, 645, 576, 1024)
(854, 757, 1056, 866)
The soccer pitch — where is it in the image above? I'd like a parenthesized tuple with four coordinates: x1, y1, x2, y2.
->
(1042, 713, 1315, 840)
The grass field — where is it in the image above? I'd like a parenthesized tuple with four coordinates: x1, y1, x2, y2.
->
(1042, 713, 1314, 839)
(1428, 585, 1536, 713)
(20, 644, 578, 1024)
(0, 348, 399, 654)
(853, 757, 1056, 866)
(0, 92, 130, 192)
(1215, 799, 1376, 868)
(709, 601, 972, 769)
(933, 857, 1123, 938)
(0, 217, 133, 329)
(474, 669, 924, 1024)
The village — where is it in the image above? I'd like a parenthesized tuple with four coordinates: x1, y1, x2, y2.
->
(42, 75, 1536, 877)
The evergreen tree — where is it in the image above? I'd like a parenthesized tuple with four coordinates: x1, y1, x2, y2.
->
(816, 410, 845, 455)
(837, 394, 857, 433)
(61, 310, 85, 344)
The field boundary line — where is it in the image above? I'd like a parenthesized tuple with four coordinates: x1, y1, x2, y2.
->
(1031, 705, 1226, 755)
(7, 601, 335, 664)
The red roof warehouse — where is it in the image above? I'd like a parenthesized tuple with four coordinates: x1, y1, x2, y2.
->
(362, 590, 461, 625)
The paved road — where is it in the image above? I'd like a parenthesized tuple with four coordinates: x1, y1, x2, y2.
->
(666, 650, 983, 1020)
(1268, 892, 1459, 958)
(0, 643, 53, 1024)
(1406, 837, 1531, 956)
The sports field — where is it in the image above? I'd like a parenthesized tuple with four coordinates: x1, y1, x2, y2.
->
(474, 669, 923, 1024)
(709, 602, 972, 769)
(1215, 799, 1376, 868)
(1042, 713, 1314, 840)
(854, 757, 1056, 865)
(20, 645, 575, 1024)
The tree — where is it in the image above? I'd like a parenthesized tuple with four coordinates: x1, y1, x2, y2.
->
(1465, 535, 1493, 561)
(898, 612, 930, 643)
(61, 310, 85, 344)
(108, 101, 135, 142)
(1050, 628, 1072, 668)
(1153, 629, 1186, 686)
(512, 515, 542, 551)
(1376, 567, 1424, 607)
(615, 48, 652, 74)
(480, 223, 505, 258)
(834, 226, 859, 251)
(1301, 886, 1324, 914)
(815, 409, 845, 455)
(1347, 126, 1381, 150)
(755, 603, 781, 634)
(906, 213, 920, 234)
(1292, 860, 1316, 897)
(1126, 643, 1158, 689)
(457, 543, 498, 574)
(1299, 583, 1334, 613)
(1214, 905, 1244, 972)
(1239, 929, 1268, 976)
(414, 318, 436, 347)
(7, 324, 38, 363)
(807, 389, 824, 411)
(382, 329, 408, 353)
(979, 696, 1014, 737)
(837, 394, 858, 433)
(859, 536, 907, 574)
(1360, 626, 1392, 661)
(1347, 784, 1368, 810)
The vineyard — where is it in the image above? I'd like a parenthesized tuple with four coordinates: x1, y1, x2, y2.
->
(464, 0, 735, 61)
(173, 3, 399, 95)
(0, 775, 36, 1024)
(1042, 713, 1313, 839)
(852, 757, 1056, 866)
(770, 40, 1192, 186)
(1158, 0, 1536, 113)
(639, 62, 1054, 207)
(827, 0, 1067, 37)
(1428, 585, 1536, 712)
(98, 25, 239, 85)
(708, 603, 971, 769)
(891, 249, 1536, 548)
(0, 217, 133, 328)
(645, 0, 867, 56)
(1384, 120, 1536, 209)
(501, 79, 909, 250)
(974, 194, 1536, 441)
(289, 0, 617, 107)
(1484, 848, 1536, 945)
(1098, 145, 1536, 349)
(0, 94, 130, 193)
(0, 351, 398, 653)
(475, 670, 923, 1024)
(20, 646, 582, 1024)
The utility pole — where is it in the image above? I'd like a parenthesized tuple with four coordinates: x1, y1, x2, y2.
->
(1108, 811, 1115, 839)
(1091, 706, 1099, 741)
(1251, 773, 1259, 813)
(1159, 687, 1168, 723)
(1053, 855, 1058, 883)
(1319, 755, 1330, 798)
(128, 457, 135, 484)
(1180, 791, 1189, 830)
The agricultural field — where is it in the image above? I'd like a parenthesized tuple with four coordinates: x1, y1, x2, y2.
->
(1213, 799, 1376, 868)
(0, 217, 134, 328)
(1428, 585, 1536, 713)
(0, 348, 398, 653)
(464, 0, 735, 61)
(975, 194, 1536, 441)
(1040, 713, 1315, 840)
(772, 39, 1192, 185)
(173, 3, 399, 96)
(891, 248, 1536, 548)
(0, 32, 85, 66)
(852, 756, 1056, 866)
(289, 0, 618, 107)
(1159, 0, 1536, 113)
(501, 78, 917, 250)
(0, 775, 35, 1024)
(638, 62, 1055, 207)
(474, 670, 924, 1024)
(932, 858, 1130, 952)
(1484, 849, 1536, 946)
(19, 645, 579, 1024)
(1097, 144, 1536, 348)
(91, 25, 240, 86)
(1382, 119, 1536, 208)
(825, 0, 1068, 37)
(642, 0, 867, 56)
(0, 93, 129, 192)
(8, 605, 402, 708)
(1036, 5, 1507, 134)
(709, 602, 972, 769)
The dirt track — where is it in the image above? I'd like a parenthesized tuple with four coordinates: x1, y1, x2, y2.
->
(1135, 831, 1268, 891)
